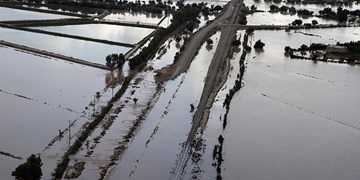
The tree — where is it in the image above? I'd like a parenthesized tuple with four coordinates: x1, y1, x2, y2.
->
(206, 38, 213, 45)
(250, 5, 257, 11)
(246, 27, 255, 34)
(117, 53, 125, 69)
(231, 40, 241, 47)
(12, 154, 43, 180)
(311, 19, 318, 25)
(289, 6, 297, 14)
(299, 44, 308, 50)
(254, 40, 265, 49)
(269, 5, 279, 12)
(212, 5, 223, 11)
(279, 5, 289, 13)
(284, 46, 292, 52)
(238, 16, 247, 25)
(291, 19, 303, 26)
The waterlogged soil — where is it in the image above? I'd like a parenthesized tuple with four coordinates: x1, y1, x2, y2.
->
(30, 24, 155, 44)
(0, 46, 112, 179)
(109, 32, 221, 180)
(0, 27, 131, 64)
(196, 27, 360, 179)
(0, 6, 75, 21)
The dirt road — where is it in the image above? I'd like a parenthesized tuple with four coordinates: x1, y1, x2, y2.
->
(171, 0, 244, 178)
(168, 0, 240, 80)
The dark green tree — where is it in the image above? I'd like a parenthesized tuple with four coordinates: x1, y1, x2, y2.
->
(311, 19, 318, 25)
(118, 53, 125, 69)
(231, 40, 241, 47)
(254, 40, 265, 49)
(12, 154, 43, 180)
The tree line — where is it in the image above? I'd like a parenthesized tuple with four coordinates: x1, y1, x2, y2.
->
(123, 3, 204, 70)
(46, 0, 171, 14)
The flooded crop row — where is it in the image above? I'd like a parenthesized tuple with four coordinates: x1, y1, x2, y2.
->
(0, 45, 111, 179)
(109, 32, 221, 179)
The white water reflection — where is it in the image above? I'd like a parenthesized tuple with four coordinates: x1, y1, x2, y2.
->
(0, 27, 130, 64)
(104, 11, 163, 25)
(109, 32, 221, 180)
(0, 6, 74, 21)
(247, 12, 338, 25)
(0, 46, 108, 179)
(31, 24, 154, 44)
(199, 28, 360, 180)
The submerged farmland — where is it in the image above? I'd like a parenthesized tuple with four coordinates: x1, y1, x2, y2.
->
(1, 0, 360, 179)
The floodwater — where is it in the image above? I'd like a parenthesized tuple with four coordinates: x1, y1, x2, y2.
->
(0, 27, 131, 64)
(104, 11, 163, 25)
(22, 4, 99, 15)
(194, 27, 360, 179)
(30, 24, 154, 44)
(0, 45, 109, 179)
(0, 6, 74, 21)
(109, 32, 221, 180)
(247, 12, 338, 25)
(244, 0, 360, 13)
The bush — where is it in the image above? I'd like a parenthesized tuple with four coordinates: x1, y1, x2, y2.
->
(254, 40, 265, 49)
(231, 40, 241, 47)
(12, 154, 43, 180)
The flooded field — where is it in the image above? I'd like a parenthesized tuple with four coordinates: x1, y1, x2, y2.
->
(1, 0, 359, 179)
(109, 32, 221, 180)
(222, 29, 360, 180)
(30, 24, 154, 44)
(22, 4, 99, 15)
(0, 45, 110, 179)
(0, 6, 74, 21)
(247, 12, 338, 25)
(104, 11, 163, 25)
(243, 0, 360, 13)
(192, 27, 360, 179)
(0, 27, 130, 64)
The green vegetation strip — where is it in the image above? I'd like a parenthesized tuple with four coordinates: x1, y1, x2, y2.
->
(222, 33, 248, 129)
(0, 23, 135, 47)
(128, 5, 203, 69)
(52, 76, 133, 178)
